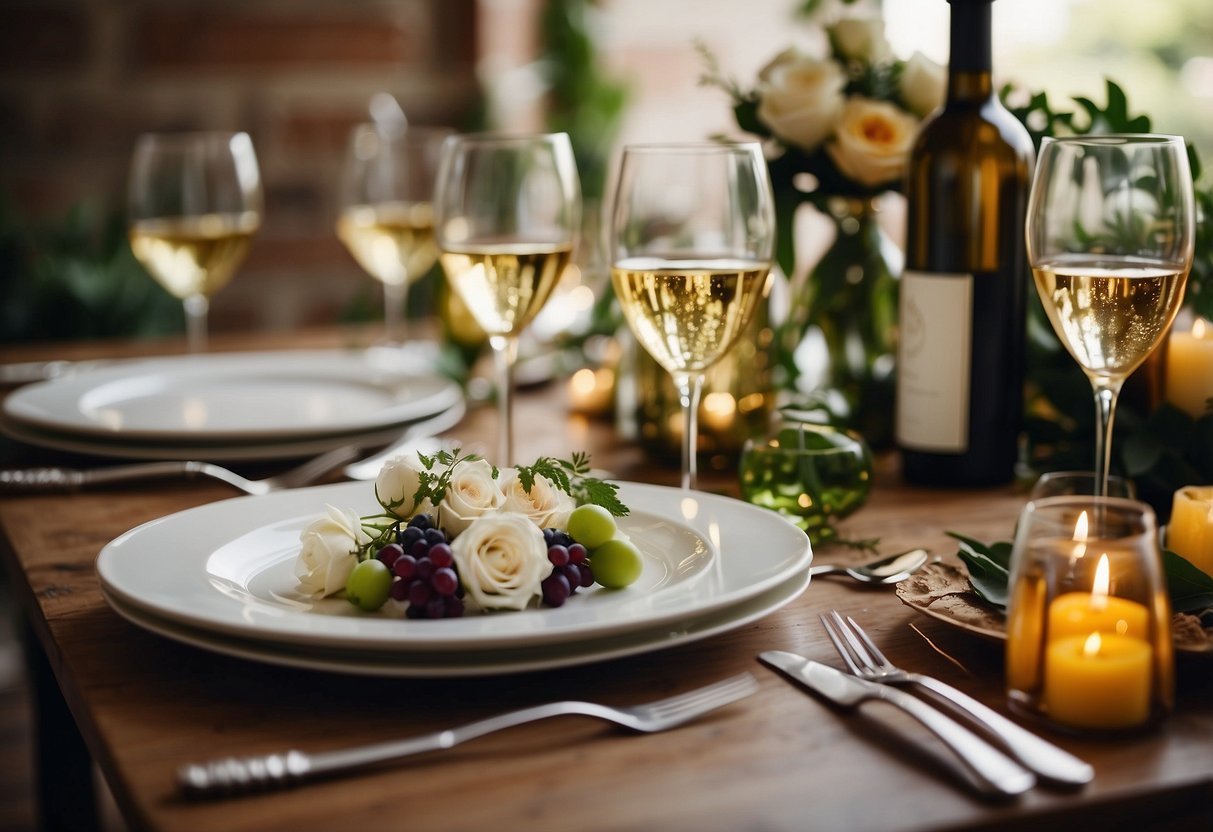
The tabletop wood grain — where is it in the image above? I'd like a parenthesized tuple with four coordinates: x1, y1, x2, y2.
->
(2, 329, 1211, 832)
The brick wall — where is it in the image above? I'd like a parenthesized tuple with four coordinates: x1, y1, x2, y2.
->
(1, 0, 480, 333)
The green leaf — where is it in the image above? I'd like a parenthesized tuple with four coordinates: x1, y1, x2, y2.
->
(1163, 550, 1213, 614)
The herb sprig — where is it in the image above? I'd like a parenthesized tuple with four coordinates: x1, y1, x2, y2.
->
(515, 451, 629, 517)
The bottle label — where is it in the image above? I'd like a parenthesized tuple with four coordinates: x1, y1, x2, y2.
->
(896, 270, 973, 452)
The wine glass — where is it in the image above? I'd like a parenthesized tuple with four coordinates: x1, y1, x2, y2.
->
(609, 142, 775, 490)
(337, 124, 451, 349)
(434, 133, 581, 464)
(1026, 135, 1195, 496)
(127, 132, 262, 353)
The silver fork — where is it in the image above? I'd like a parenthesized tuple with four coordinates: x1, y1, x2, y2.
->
(178, 672, 759, 798)
(0, 443, 360, 496)
(821, 611, 1093, 787)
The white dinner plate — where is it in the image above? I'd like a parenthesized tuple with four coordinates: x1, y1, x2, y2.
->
(97, 481, 812, 652)
(3, 350, 462, 442)
(0, 398, 466, 463)
(101, 569, 811, 677)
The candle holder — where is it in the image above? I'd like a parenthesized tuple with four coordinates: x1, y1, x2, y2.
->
(1005, 496, 1173, 734)
(738, 415, 872, 545)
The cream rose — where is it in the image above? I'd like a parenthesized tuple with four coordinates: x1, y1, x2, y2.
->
(828, 17, 891, 64)
(756, 48, 845, 153)
(436, 458, 506, 537)
(497, 468, 575, 530)
(900, 51, 946, 117)
(826, 98, 919, 187)
(295, 505, 371, 599)
(375, 452, 432, 519)
(450, 513, 548, 611)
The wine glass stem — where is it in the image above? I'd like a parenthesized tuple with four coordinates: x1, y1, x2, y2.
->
(1091, 378, 1124, 498)
(490, 334, 518, 465)
(183, 294, 209, 353)
(673, 371, 705, 491)
(383, 281, 406, 346)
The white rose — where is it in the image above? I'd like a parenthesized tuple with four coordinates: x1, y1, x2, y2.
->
(450, 513, 548, 611)
(375, 452, 432, 519)
(828, 17, 891, 64)
(295, 505, 371, 599)
(497, 468, 576, 530)
(436, 458, 506, 537)
(900, 51, 946, 118)
(756, 48, 845, 153)
(826, 98, 919, 187)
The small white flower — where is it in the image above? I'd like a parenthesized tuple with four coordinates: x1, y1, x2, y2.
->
(756, 47, 846, 153)
(437, 458, 506, 537)
(375, 452, 432, 519)
(828, 17, 891, 65)
(450, 513, 549, 611)
(826, 97, 919, 188)
(295, 505, 372, 599)
(497, 468, 576, 531)
(900, 51, 946, 118)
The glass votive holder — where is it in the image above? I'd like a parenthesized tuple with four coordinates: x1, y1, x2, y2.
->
(1005, 496, 1174, 734)
(738, 418, 872, 545)
(1028, 470, 1136, 501)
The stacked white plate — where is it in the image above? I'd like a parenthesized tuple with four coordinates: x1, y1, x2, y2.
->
(1, 348, 464, 461)
(97, 481, 814, 677)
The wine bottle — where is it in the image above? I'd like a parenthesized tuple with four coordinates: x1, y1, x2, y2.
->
(896, 0, 1034, 486)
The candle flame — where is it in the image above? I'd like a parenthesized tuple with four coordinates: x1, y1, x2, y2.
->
(1072, 511, 1089, 560)
(1194, 317, 1208, 339)
(1083, 631, 1102, 657)
(1091, 553, 1110, 612)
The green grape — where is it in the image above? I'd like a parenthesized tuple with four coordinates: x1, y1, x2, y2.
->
(590, 538, 643, 589)
(567, 504, 617, 549)
(346, 559, 392, 612)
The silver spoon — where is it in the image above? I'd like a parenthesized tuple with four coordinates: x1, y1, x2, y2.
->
(808, 548, 930, 585)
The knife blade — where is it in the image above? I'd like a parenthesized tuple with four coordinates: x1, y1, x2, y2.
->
(759, 651, 1035, 798)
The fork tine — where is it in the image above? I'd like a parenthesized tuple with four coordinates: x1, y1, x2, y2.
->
(643, 673, 758, 718)
(819, 612, 865, 674)
(844, 615, 895, 670)
(827, 610, 881, 671)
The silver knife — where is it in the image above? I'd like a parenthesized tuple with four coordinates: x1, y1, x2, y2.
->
(759, 651, 1035, 798)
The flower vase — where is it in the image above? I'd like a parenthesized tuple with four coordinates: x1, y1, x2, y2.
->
(775, 197, 901, 448)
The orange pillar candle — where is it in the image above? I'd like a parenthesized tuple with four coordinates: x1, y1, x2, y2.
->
(1164, 318, 1213, 419)
(1168, 486, 1213, 578)
(1047, 554, 1150, 640)
(1043, 631, 1153, 730)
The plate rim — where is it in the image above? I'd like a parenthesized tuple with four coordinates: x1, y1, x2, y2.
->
(3, 349, 462, 442)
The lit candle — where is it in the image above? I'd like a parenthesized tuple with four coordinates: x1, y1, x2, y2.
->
(1043, 631, 1153, 730)
(567, 367, 615, 415)
(1165, 317, 1213, 419)
(1168, 486, 1213, 578)
(1047, 554, 1150, 640)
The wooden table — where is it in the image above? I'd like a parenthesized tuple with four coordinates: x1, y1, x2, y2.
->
(2, 330, 1211, 832)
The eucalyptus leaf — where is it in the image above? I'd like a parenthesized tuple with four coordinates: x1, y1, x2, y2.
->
(1163, 550, 1213, 614)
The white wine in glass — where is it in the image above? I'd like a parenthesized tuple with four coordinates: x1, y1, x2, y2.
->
(434, 133, 581, 464)
(1026, 134, 1195, 496)
(609, 143, 775, 490)
(127, 132, 262, 353)
(337, 125, 450, 348)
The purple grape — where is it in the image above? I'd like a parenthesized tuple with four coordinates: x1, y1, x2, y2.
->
(547, 544, 570, 567)
(431, 567, 459, 596)
(542, 573, 571, 607)
(399, 526, 424, 547)
(409, 539, 430, 558)
(424, 528, 446, 545)
(416, 558, 435, 581)
(393, 554, 418, 580)
(562, 563, 582, 591)
(578, 562, 595, 588)
(408, 514, 434, 530)
(389, 579, 409, 601)
(424, 597, 447, 619)
(444, 596, 465, 617)
(428, 543, 454, 569)
(567, 543, 588, 564)
(376, 543, 404, 568)
(408, 580, 431, 606)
